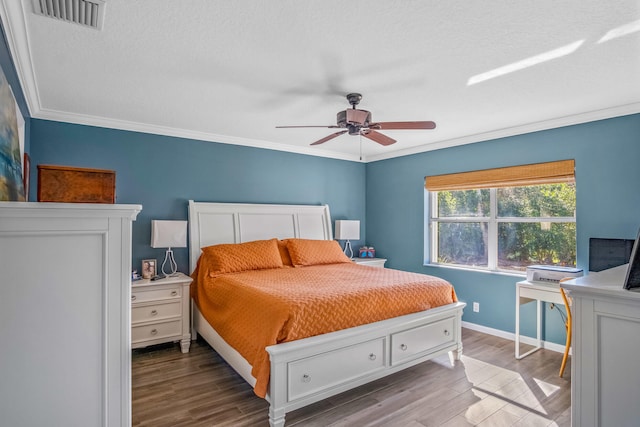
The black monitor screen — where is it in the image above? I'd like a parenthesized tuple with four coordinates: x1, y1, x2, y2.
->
(624, 229, 640, 290)
(589, 238, 635, 272)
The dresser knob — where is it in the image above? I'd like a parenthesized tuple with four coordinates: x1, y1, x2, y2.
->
(444, 329, 450, 336)
(150, 310, 158, 316)
(400, 344, 407, 351)
(131, 295, 136, 301)
(150, 329, 158, 336)
(369, 353, 376, 361)
(171, 291, 178, 296)
(301, 374, 311, 383)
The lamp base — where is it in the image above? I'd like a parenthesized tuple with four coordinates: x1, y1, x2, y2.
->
(343, 240, 354, 259)
(161, 248, 178, 277)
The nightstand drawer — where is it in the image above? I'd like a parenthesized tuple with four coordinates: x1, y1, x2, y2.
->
(132, 301, 181, 324)
(131, 287, 181, 303)
(132, 320, 182, 343)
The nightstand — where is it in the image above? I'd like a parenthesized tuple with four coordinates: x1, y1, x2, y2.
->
(352, 257, 387, 268)
(131, 272, 193, 353)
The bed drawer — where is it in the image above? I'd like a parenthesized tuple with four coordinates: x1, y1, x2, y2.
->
(132, 320, 182, 343)
(391, 317, 455, 365)
(288, 338, 385, 401)
(131, 301, 181, 324)
(131, 287, 181, 303)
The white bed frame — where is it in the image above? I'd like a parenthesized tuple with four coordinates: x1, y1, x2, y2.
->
(188, 201, 466, 427)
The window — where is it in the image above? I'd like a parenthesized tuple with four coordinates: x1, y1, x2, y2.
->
(426, 160, 576, 273)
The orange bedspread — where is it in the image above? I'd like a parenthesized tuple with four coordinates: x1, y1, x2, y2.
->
(192, 262, 457, 398)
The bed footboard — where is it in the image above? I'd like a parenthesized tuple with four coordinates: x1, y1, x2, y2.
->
(266, 301, 466, 427)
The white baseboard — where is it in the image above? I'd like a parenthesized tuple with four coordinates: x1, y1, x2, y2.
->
(462, 321, 569, 355)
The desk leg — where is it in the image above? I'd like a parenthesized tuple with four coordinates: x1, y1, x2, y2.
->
(515, 298, 544, 359)
(515, 292, 521, 358)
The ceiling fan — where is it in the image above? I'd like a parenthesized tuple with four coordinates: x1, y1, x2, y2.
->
(276, 93, 436, 146)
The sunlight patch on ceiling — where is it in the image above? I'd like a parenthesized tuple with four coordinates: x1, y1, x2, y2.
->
(467, 40, 585, 85)
(598, 19, 640, 43)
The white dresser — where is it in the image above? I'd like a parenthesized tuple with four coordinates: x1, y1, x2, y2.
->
(132, 273, 192, 352)
(561, 265, 640, 427)
(0, 202, 141, 427)
(352, 257, 387, 268)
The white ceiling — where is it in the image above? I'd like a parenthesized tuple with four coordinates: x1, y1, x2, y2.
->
(1, 0, 639, 162)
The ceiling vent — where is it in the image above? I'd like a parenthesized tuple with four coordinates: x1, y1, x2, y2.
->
(32, 0, 105, 30)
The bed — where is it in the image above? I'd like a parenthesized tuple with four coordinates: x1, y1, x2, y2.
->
(188, 201, 466, 427)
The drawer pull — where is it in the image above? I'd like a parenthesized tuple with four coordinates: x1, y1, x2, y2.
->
(150, 310, 158, 316)
(301, 374, 311, 383)
(171, 291, 178, 296)
(369, 353, 376, 361)
(131, 295, 136, 301)
(400, 344, 407, 351)
(150, 329, 158, 336)
(444, 329, 450, 336)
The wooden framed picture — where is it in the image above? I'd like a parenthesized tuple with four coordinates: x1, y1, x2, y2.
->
(141, 259, 156, 279)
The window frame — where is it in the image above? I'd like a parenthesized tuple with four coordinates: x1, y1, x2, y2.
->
(427, 187, 576, 273)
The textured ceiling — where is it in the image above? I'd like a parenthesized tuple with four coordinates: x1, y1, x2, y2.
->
(1, 0, 639, 162)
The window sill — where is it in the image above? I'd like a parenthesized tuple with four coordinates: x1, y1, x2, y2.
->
(423, 262, 526, 279)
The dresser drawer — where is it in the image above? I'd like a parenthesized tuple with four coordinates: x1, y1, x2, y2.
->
(288, 338, 385, 401)
(131, 301, 181, 324)
(391, 317, 455, 365)
(132, 320, 182, 343)
(131, 287, 181, 303)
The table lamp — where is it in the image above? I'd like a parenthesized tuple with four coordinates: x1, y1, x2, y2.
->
(151, 220, 187, 276)
(335, 220, 360, 259)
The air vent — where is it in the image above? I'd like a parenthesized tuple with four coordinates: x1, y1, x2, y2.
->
(32, 0, 105, 30)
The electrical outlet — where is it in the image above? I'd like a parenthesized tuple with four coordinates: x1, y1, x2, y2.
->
(473, 302, 479, 312)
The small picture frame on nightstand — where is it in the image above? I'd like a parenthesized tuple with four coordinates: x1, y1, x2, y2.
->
(141, 259, 156, 279)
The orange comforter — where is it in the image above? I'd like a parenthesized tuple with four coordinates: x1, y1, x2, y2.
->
(192, 262, 457, 397)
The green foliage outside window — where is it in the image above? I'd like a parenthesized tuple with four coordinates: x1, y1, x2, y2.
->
(433, 183, 576, 271)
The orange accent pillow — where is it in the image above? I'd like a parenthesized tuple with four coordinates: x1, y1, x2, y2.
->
(202, 238, 283, 277)
(277, 239, 293, 267)
(286, 238, 352, 267)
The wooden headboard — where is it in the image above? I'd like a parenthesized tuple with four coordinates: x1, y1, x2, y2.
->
(187, 201, 333, 273)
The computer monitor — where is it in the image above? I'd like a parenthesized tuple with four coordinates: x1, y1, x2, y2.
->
(624, 229, 640, 290)
(589, 237, 635, 272)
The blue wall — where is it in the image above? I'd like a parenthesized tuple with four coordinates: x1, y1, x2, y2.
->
(366, 113, 640, 342)
(28, 120, 367, 275)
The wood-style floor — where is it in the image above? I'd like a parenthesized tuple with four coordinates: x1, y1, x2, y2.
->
(132, 328, 571, 426)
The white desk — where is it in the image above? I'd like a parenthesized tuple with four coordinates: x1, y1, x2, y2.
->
(515, 280, 566, 359)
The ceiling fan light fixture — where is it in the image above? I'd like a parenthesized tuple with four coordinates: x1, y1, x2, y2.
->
(276, 93, 436, 147)
(339, 109, 371, 127)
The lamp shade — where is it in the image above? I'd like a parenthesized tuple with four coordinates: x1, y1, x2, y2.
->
(335, 220, 360, 240)
(151, 220, 187, 248)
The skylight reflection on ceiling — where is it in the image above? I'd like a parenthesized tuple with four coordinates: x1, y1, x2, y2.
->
(467, 40, 585, 85)
(598, 19, 640, 43)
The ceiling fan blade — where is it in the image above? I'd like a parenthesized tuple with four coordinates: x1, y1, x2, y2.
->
(310, 130, 348, 146)
(276, 125, 341, 128)
(361, 130, 396, 146)
(369, 121, 436, 130)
